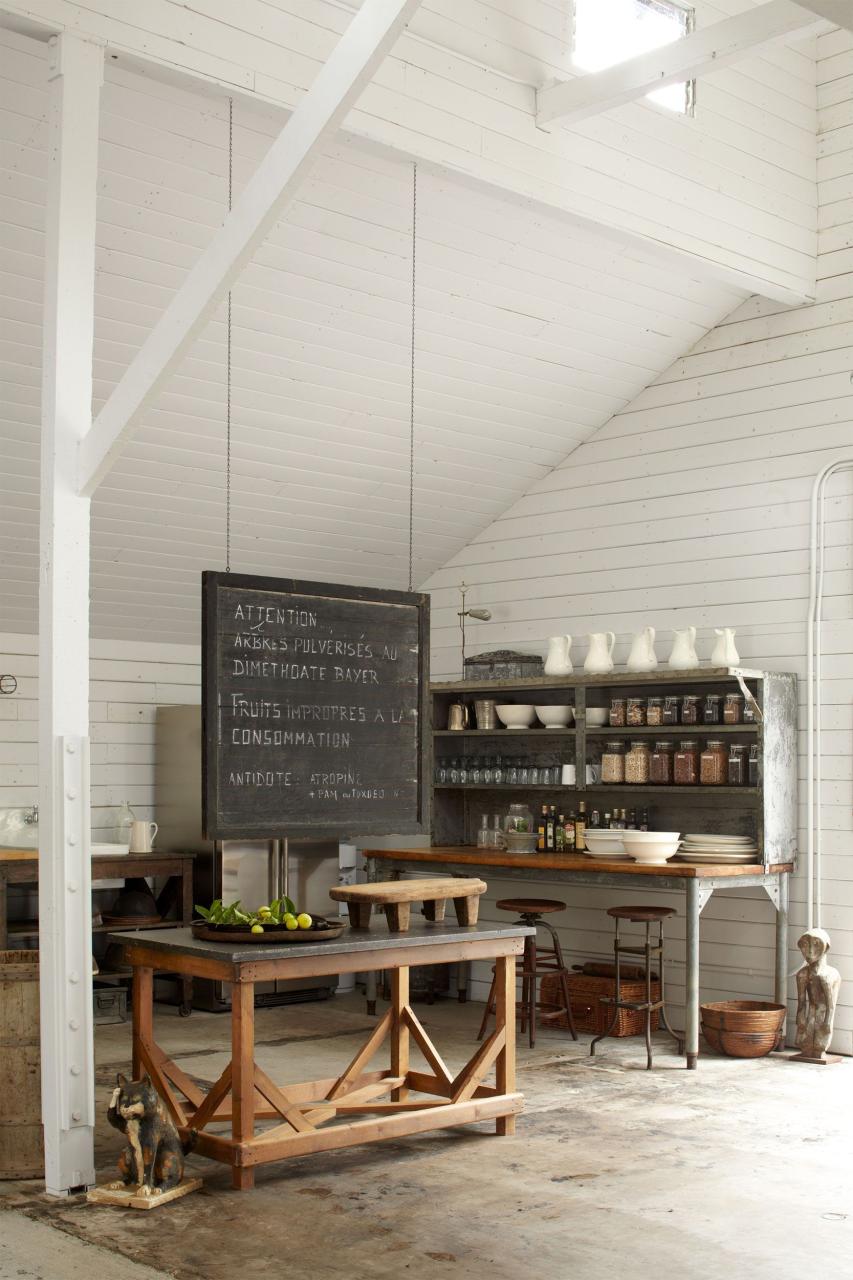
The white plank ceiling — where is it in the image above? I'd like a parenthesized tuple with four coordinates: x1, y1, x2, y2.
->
(0, 29, 747, 644)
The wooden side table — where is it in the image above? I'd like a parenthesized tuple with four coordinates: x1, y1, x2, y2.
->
(113, 920, 531, 1190)
(0, 850, 197, 1015)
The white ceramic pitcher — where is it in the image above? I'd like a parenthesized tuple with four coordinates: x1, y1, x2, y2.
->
(626, 626, 657, 673)
(668, 626, 699, 671)
(544, 634, 573, 676)
(584, 631, 615, 675)
(711, 627, 740, 666)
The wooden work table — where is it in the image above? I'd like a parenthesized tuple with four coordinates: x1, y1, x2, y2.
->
(113, 920, 532, 1190)
(363, 847, 795, 1069)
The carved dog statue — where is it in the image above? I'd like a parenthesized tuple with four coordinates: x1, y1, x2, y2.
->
(107, 1073, 191, 1196)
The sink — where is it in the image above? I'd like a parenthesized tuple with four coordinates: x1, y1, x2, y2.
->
(0, 808, 39, 850)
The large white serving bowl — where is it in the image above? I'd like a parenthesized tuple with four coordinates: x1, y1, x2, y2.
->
(584, 831, 625, 855)
(585, 708, 608, 727)
(622, 834, 680, 864)
(496, 703, 536, 728)
(619, 830, 680, 842)
(534, 704, 574, 728)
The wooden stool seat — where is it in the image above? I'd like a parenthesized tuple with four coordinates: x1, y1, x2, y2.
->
(330, 877, 487, 933)
(606, 905, 676, 923)
(496, 897, 566, 916)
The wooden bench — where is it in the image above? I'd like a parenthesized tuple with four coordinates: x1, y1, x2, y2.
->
(329, 877, 487, 933)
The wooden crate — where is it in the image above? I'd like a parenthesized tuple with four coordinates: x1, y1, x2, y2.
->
(0, 950, 42, 1178)
(541, 969, 660, 1037)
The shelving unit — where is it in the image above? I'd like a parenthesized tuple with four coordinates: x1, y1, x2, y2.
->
(430, 667, 797, 868)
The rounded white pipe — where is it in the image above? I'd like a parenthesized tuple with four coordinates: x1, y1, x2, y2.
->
(807, 457, 853, 930)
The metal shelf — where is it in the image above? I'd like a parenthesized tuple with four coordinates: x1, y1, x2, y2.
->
(434, 784, 759, 796)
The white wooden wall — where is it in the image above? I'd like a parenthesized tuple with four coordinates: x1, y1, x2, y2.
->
(0, 0, 820, 303)
(425, 26, 853, 1055)
(0, 633, 200, 841)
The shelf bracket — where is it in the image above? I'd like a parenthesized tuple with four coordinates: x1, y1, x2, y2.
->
(761, 880, 781, 911)
(696, 888, 713, 914)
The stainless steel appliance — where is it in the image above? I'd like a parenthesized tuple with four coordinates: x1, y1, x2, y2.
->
(155, 705, 340, 1011)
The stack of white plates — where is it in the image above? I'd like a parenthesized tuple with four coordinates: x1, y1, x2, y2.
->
(677, 834, 759, 864)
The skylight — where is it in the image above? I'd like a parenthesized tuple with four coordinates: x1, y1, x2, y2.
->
(573, 0, 695, 116)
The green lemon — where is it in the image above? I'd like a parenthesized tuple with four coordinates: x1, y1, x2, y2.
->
(284, 915, 299, 930)
(251, 923, 264, 934)
(258, 906, 271, 916)
(297, 913, 313, 930)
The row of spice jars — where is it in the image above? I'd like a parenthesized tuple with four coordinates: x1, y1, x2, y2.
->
(609, 692, 753, 728)
(600, 739, 759, 786)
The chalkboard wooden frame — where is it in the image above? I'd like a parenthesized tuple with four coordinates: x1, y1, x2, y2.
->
(202, 572, 430, 839)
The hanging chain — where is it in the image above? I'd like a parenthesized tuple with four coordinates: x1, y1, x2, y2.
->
(225, 98, 234, 574)
(407, 162, 417, 593)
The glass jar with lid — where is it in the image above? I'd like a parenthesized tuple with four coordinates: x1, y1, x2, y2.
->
(609, 697, 627, 728)
(505, 802, 534, 836)
(723, 694, 744, 724)
(703, 694, 722, 725)
(681, 695, 700, 725)
(649, 740, 675, 785)
(748, 743, 760, 787)
(646, 697, 663, 727)
(627, 697, 646, 727)
(700, 739, 728, 785)
(727, 744, 748, 786)
(674, 741, 700, 785)
(601, 740, 626, 784)
(625, 741, 651, 784)
(662, 696, 680, 725)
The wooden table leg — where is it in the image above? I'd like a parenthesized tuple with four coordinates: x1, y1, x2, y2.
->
(132, 965, 153, 1080)
(390, 967, 410, 1102)
(494, 954, 516, 1136)
(231, 982, 255, 1190)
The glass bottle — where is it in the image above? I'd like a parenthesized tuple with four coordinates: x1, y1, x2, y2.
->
(115, 800, 136, 849)
(493, 755, 504, 786)
(563, 814, 576, 851)
(449, 757, 460, 784)
(537, 804, 548, 852)
(482, 755, 493, 785)
(609, 697, 627, 727)
(662, 696, 680, 725)
(458, 757, 468, 785)
(507, 758, 519, 786)
(574, 801, 587, 852)
(470, 756, 481, 785)
(627, 697, 646, 727)
(477, 813, 491, 847)
(681, 695, 700, 725)
(703, 694, 722, 725)
(436, 759, 448, 784)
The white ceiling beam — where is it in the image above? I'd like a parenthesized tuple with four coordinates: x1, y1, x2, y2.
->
(794, 1, 853, 32)
(77, 0, 422, 498)
(536, 0, 824, 129)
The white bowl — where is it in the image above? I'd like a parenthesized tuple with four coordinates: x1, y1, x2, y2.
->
(534, 704, 574, 728)
(622, 835, 680, 864)
(496, 704, 536, 728)
(505, 831, 538, 854)
(619, 830, 680, 843)
(585, 708, 608, 727)
(583, 831, 625, 855)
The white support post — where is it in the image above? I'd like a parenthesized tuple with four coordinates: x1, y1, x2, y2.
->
(39, 31, 103, 1196)
(77, 0, 423, 497)
(535, 0, 822, 128)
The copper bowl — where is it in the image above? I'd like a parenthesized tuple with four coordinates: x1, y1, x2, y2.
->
(700, 1000, 786, 1058)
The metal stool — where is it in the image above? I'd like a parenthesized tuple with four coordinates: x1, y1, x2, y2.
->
(590, 905, 683, 1070)
(478, 898, 578, 1047)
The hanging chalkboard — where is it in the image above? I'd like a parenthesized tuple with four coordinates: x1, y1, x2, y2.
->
(202, 572, 430, 838)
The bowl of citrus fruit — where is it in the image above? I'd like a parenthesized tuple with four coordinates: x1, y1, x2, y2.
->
(192, 898, 346, 944)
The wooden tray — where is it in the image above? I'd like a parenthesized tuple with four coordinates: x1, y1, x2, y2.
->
(191, 918, 346, 944)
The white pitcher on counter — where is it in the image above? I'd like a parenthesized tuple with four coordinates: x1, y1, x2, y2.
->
(584, 631, 615, 675)
(544, 634, 573, 676)
(668, 626, 699, 671)
(711, 627, 740, 666)
(626, 626, 658, 673)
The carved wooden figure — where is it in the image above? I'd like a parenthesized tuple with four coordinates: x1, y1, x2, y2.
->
(793, 929, 841, 1065)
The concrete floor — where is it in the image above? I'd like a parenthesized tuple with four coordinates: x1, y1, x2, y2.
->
(1, 993, 852, 1280)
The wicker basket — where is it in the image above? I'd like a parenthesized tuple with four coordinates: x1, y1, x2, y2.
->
(541, 969, 660, 1037)
(700, 1000, 786, 1058)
